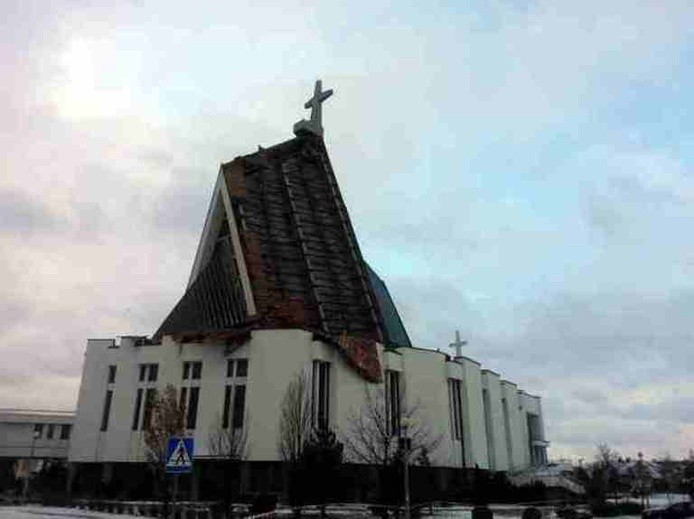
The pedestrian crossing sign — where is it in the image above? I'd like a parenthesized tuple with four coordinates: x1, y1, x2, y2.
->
(165, 437, 194, 474)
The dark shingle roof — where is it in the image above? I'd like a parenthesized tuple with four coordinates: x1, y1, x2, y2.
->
(154, 133, 411, 358)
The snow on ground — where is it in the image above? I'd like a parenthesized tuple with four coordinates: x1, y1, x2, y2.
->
(0, 495, 690, 519)
(0, 506, 139, 519)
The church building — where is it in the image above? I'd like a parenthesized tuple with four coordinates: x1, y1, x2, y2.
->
(68, 81, 548, 495)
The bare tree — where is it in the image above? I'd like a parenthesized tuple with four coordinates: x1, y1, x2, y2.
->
(595, 443, 616, 470)
(277, 371, 313, 463)
(207, 413, 249, 516)
(207, 413, 249, 460)
(633, 452, 652, 508)
(143, 384, 185, 500)
(342, 384, 442, 467)
(144, 384, 185, 464)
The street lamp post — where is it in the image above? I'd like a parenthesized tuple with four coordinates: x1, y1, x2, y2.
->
(399, 422, 412, 519)
(30, 429, 39, 457)
(23, 429, 40, 502)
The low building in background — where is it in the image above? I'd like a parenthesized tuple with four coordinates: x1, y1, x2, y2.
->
(0, 409, 74, 491)
(0, 409, 74, 461)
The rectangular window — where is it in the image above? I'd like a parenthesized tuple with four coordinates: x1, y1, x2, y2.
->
(107, 365, 117, 384)
(222, 385, 232, 428)
(386, 370, 402, 436)
(100, 390, 113, 432)
(59, 424, 71, 440)
(236, 359, 248, 378)
(448, 379, 463, 440)
(46, 424, 55, 439)
(312, 360, 331, 430)
(148, 363, 158, 382)
(182, 361, 190, 380)
(191, 361, 202, 380)
(232, 384, 246, 429)
(226, 360, 235, 378)
(132, 388, 143, 431)
(139, 364, 147, 382)
(483, 389, 495, 470)
(33, 424, 43, 438)
(142, 388, 156, 430)
(179, 387, 188, 415)
(186, 387, 200, 429)
(502, 397, 513, 462)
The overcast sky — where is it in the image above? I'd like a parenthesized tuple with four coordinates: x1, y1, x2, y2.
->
(1, 1, 693, 461)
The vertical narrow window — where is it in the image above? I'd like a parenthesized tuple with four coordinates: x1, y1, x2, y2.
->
(46, 424, 55, 439)
(312, 361, 330, 430)
(132, 388, 143, 431)
(483, 389, 495, 470)
(142, 388, 156, 430)
(321, 363, 330, 430)
(60, 424, 71, 440)
(179, 387, 188, 414)
(182, 362, 190, 380)
(192, 361, 202, 380)
(312, 361, 318, 423)
(148, 364, 158, 382)
(448, 379, 463, 440)
(186, 387, 200, 429)
(100, 390, 113, 432)
(386, 370, 402, 436)
(139, 364, 147, 382)
(107, 365, 117, 384)
(232, 384, 246, 429)
(222, 385, 232, 428)
(502, 397, 513, 463)
(226, 360, 235, 378)
(236, 359, 248, 377)
(33, 424, 43, 438)
(448, 379, 466, 467)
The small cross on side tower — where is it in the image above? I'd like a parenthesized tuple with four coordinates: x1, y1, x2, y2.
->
(294, 79, 334, 137)
(449, 330, 467, 358)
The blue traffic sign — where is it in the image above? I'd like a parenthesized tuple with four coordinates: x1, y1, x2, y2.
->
(165, 437, 194, 474)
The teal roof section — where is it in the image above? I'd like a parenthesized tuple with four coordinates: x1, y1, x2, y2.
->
(364, 262, 412, 348)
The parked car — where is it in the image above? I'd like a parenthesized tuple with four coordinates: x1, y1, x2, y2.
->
(642, 501, 693, 519)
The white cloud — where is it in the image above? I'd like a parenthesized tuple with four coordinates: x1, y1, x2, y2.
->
(0, 0, 692, 460)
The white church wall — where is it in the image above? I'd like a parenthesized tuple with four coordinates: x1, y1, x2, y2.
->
(318, 340, 385, 462)
(383, 349, 404, 372)
(242, 329, 313, 461)
(459, 357, 489, 469)
(517, 391, 531, 468)
(399, 348, 451, 467)
(71, 338, 116, 462)
(445, 360, 465, 469)
(481, 370, 508, 472)
(500, 381, 529, 472)
(69, 329, 546, 472)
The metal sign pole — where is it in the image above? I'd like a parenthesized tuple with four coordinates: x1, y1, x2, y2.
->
(404, 451, 411, 519)
(171, 473, 178, 519)
(165, 436, 194, 519)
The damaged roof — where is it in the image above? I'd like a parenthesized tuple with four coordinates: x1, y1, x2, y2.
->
(154, 132, 411, 353)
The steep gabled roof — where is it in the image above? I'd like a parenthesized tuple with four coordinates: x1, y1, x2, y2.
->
(364, 263, 412, 348)
(153, 236, 247, 341)
(154, 133, 412, 371)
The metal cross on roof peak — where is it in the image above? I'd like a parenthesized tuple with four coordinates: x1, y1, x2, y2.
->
(449, 330, 467, 358)
(293, 79, 334, 137)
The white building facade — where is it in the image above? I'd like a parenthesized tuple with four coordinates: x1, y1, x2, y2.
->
(69, 331, 547, 471)
(68, 82, 549, 492)
(0, 409, 74, 461)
